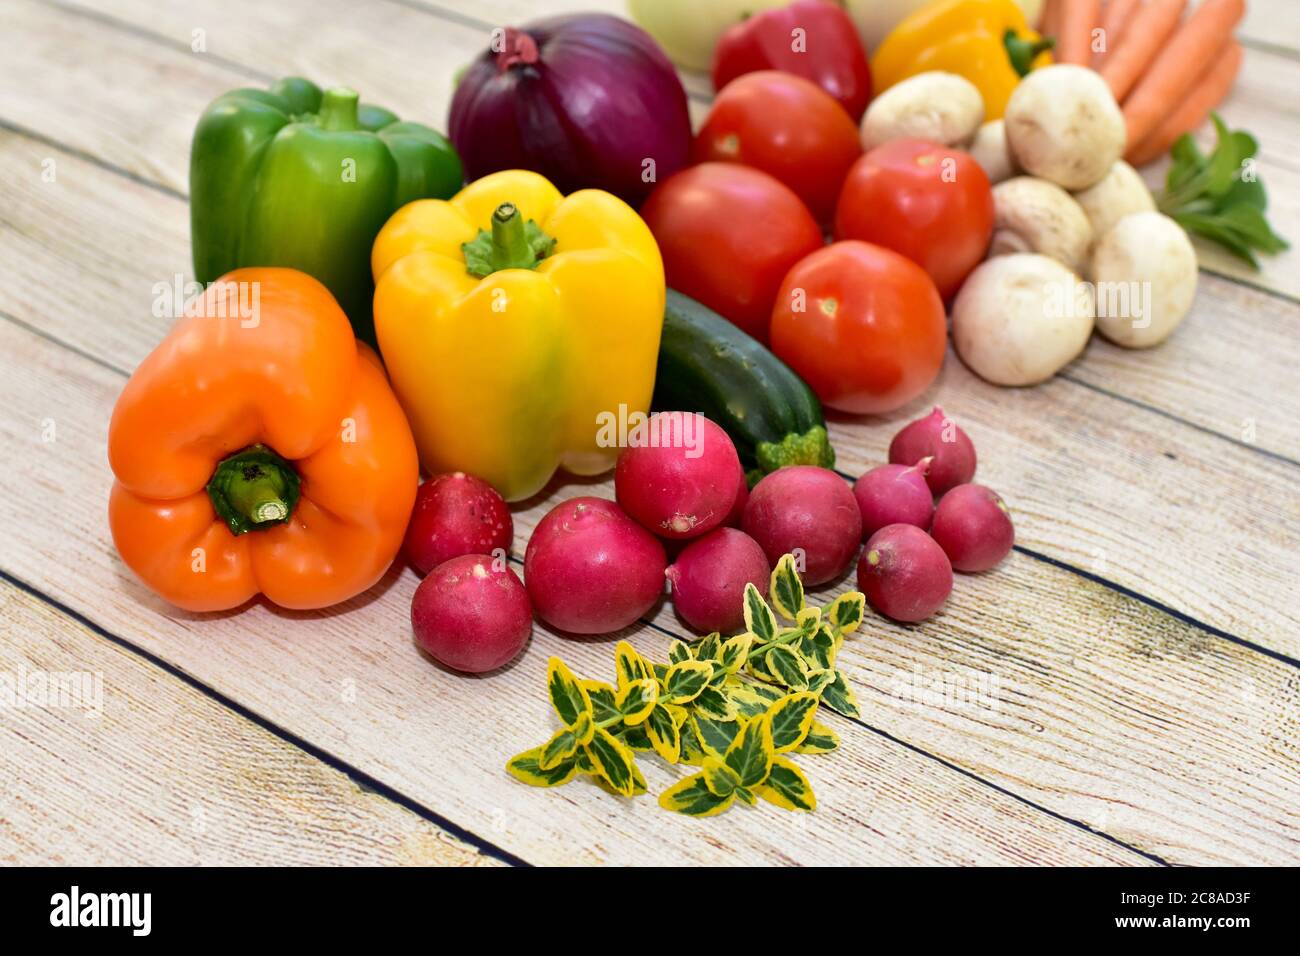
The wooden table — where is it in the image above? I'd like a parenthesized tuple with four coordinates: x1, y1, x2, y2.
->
(1, 0, 1297, 867)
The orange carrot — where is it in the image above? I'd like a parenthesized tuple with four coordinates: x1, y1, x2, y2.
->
(1040, 0, 1061, 37)
(1123, 0, 1246, 147)
(1127, 40, 1243, 166)
(1056, 0, 1103, 64)
(1092, 0, 1140, 67)
(1099, 0, 1186, 101)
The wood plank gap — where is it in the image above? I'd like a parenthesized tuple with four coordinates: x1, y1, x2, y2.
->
(0, 565, 532, 868)
(827, 467, 1300, 672)
(1059, 373, 1300, 469)
(43, 0, 274, 85)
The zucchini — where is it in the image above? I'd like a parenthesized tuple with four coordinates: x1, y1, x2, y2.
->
(652, 289, 835, 482)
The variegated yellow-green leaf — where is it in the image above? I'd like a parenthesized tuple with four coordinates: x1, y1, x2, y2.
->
(743, 584, 778, 642)
(571, 710, 596, 745)
(725, 715, 775, 788)
(547, 658, 592, 727)
(678, 717, 706, 766)
(691, 685, 735, 720)
(645, 704, 681, 764)
(759, 755, 817, 811)
(618, 722, 653, 752)
(805, 669, 835, 695)
(800, 625, 836, 670)
(746, 651, 778, 684)
(702, 756, 741, 797)
(820, 669, 861, 718)
(726, 679, 785, 717)
(583, 727, 639, 796)
(539, 727, 579, 770)
(663, 660, 713, 703)
(735, 786, 758, 806)
(668, 639, 694, 664)
(581, 679, 621, 724)
(769, 554, 805, 621)
(692, 715, 741, 758)
(795, 720, 840, 755)
(826, 591, 866, 638)
(694, 632, 722, 662)
(766, 692, 819, 753)
(506, 746, 580, 788)
(663, 702, 689, 727)
(615, 677, 659, 725)
(794, 606, 822, 637)
(766, 644, 810, 690)
(658, 774, 735, 817)
(717, 634, 753, 674)
(591, 758, 648, 797)
(614, 641, 650, 688)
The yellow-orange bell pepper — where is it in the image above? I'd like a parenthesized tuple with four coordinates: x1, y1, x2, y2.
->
(872, 0, 1054, 120)
(108, 268, 418, 612)
(372, 170, 665, 502)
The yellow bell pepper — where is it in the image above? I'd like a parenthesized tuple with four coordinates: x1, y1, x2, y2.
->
(371, 170, 665, 502)
(871, 0, 1054, 120)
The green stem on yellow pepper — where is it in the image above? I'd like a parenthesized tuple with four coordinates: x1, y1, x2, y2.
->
(1004, 30, 1055, 77)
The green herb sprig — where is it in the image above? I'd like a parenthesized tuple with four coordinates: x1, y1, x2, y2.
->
(506, 554, 867, 817)
(1158, 114, 1288, 269)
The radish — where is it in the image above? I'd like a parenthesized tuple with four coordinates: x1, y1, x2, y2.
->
(403, 472, 513, 576)
(615, 412, 743, 540)
(411, 554, 531, 673)
(524, 497, 667, 635)
(666, 528, 770, 634)
(853, 458, 934, 539)
(888, 406, 977, 495)
(723, 471, 749, 528)
(857, 524, 952, 623)
(930, 484, 1015, 572)
(742, 465, 862, 587)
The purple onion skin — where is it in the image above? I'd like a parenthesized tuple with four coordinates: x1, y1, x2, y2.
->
(448, 14, 691, 207)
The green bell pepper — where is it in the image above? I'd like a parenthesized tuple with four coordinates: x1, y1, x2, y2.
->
(189, 77, 462, 346)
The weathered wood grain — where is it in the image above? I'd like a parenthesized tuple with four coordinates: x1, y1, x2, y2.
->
(0, 321, 1149, 865)
(0, 581, 500, 866)
(5, 0, 1299, 651)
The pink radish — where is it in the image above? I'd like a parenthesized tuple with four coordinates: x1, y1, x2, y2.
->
(742, 465, 862, 586)
(889, 406, 977, 495)
(403, 472, 513, 576)
(930, 484, 1015, 572)
(857, 524, 952, 623)
(666, 528, 771, 633)
(615, 412, 743, 540)
(524, 496, 666, 635)
(411, 554, 531, 673)
(853, 458, 935, 539)
(723, 471, 749, 528)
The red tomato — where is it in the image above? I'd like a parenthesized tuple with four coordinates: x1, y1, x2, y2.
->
(834, 139, 994, 300)
(640, 163, 824, 342)
(770, 241, 946, 415)
(712, 0, 873, 121)
(693, 71, 862, 223)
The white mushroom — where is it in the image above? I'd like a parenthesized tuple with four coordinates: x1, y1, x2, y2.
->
(951, 253, 1095, 386)
(1004, 64, 1125, 190)
(1089, 211, 1198, 348)
(990, 176, 1094, 274)
(860, 72, 984, 150)
(967, 119, 1017, 184)
(1072, 160, 1156, 242)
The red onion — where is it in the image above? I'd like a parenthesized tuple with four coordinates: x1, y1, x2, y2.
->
(448, 14, 691, 207)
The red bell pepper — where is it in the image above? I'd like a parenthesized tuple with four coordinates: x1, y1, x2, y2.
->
(712, 0, 873, 121)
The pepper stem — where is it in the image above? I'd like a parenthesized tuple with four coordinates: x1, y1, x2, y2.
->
(317, 87, 360, 131)
(207, 445, 301, 536)
(461, 202, 557, 277)
(1004, 30, 1056, 77)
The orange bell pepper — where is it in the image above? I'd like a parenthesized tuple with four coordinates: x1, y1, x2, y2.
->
(108, 268, 418, 612)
